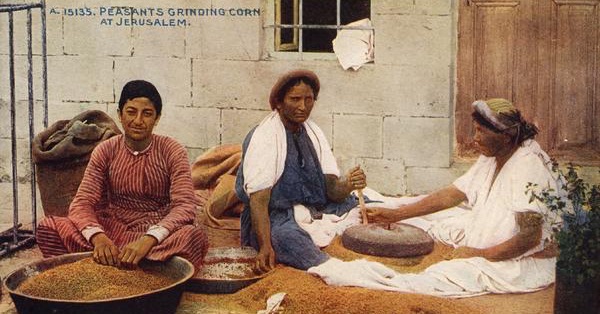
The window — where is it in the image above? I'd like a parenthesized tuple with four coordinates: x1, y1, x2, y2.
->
(274, 0, 371, 53)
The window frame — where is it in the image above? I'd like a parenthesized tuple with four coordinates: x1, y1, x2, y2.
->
(266, 0, 373, 59)
(274, 0, 299, 51)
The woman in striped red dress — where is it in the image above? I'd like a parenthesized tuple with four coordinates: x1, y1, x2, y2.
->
(36, 80, 208, 271)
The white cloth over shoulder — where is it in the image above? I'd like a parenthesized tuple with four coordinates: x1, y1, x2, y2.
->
(309, 140, 561, 297)
(241, 111, 339, 194)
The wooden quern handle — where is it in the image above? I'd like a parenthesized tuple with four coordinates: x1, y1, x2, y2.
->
(357, 189, 368, 225)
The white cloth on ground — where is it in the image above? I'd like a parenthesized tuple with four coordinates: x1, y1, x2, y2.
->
(257, 292, 287, 314)
(241, 111, 339, 195)
(308, 140, 561, 297)
(308, 256, 555, 298)
(294, 205, 361, 248)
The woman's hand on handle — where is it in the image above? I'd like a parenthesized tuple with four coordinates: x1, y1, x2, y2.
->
(345, 166, 367, 190)
(365, 207, 403, 224)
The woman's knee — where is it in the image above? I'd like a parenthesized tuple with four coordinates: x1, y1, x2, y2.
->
(270, 226, 328, 269)
(37, 216, 58, 230)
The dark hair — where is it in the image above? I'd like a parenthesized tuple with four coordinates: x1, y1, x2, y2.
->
(118, 80, 162, 116)
(471, 110, 539, 145)
(274, 77, 319, 104)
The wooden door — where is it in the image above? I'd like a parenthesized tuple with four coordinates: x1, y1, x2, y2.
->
(457, 0, 600, 164)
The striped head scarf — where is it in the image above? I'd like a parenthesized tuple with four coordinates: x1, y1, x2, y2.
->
(472, 98, 519, 131)
(472, 98, 539, 145)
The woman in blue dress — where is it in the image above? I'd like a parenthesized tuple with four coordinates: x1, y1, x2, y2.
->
(235, 69, 367, 272)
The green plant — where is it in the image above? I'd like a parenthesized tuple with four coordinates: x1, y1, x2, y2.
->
(527, 164, 600, 284)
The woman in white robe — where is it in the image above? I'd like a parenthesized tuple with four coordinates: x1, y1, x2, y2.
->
(309, 98, 562, 297)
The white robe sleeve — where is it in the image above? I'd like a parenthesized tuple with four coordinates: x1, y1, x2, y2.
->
(452, 155, 494, 207)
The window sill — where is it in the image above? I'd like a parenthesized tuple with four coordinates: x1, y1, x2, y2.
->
(262, 51, 339, 61)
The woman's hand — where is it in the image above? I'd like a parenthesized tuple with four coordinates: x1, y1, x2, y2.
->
(531, 242, 558, 258)
(118, 235, 158, 268)
(91, 232, 120, 266)
(345, 166, 367, 190)
(444, 246, 483, 260)
(255, 245, 276, 274)
(326, 166, 367, 202)
(366, 207, 403, 223)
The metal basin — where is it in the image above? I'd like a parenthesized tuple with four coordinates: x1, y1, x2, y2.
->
(187, 246, 270, 294)
(3, 252, 194, 314)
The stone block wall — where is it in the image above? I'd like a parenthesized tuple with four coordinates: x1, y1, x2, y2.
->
(4, 0, 596, 223)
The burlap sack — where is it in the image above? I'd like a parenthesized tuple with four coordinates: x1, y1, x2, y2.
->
(32, 110, 121, 217)
(191, 144, 243, 230)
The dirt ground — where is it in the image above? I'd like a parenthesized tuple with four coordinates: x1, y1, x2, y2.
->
(0, 225, 555, 314)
